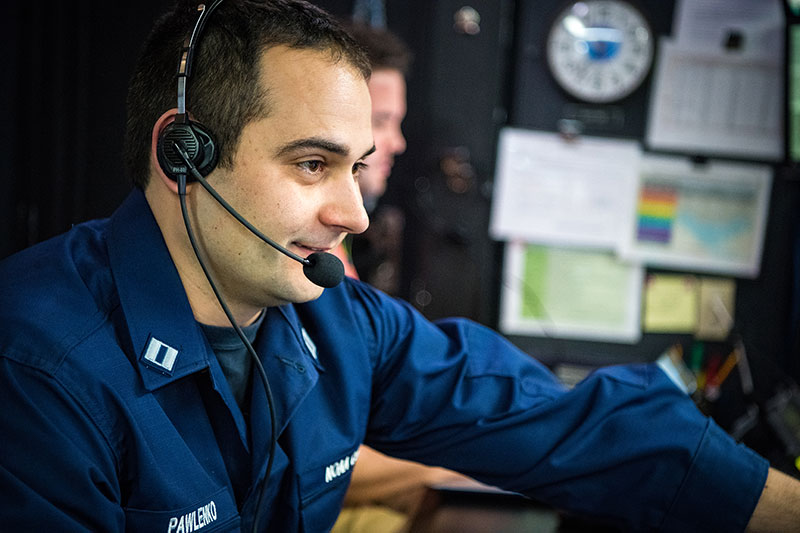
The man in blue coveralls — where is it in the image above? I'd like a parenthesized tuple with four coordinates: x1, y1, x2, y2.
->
(1, 0, 799, 531)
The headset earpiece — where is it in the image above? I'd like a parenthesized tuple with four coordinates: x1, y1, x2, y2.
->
(157, 117, 218, 183)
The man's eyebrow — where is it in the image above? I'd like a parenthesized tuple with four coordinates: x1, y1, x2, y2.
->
(274, 137, 353, 158)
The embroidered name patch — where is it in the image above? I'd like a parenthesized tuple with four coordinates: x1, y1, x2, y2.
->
(167, 499, 217, 533)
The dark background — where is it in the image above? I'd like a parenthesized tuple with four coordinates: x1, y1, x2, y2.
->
(3, 1, 800, 458)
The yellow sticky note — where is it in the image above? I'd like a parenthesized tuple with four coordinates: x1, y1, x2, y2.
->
(643, 274, 699, 333)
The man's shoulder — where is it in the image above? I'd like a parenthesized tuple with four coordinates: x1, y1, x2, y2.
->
(0, 219, 119, 374)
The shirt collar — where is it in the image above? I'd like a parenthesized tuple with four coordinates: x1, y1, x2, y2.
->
(107, 189, 211, 391)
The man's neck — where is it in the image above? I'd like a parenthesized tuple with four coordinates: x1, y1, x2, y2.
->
(144, 183, 265, 328)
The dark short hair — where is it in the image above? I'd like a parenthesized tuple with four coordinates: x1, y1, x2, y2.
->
(341, 22, 412, 76)
(124, 0, 371, 189)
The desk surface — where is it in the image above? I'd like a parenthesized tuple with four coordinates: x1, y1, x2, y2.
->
(406, 485, 621, 533)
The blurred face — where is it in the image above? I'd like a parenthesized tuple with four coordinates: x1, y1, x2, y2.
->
(358, 68, 407, 204)
(187, 46, 373, 319)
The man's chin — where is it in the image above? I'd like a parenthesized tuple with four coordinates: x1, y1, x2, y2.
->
(281, 281, 326, 305)
(297, 286, 326, 303)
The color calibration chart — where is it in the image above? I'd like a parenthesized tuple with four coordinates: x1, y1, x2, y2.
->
(636, 185, 677, 244)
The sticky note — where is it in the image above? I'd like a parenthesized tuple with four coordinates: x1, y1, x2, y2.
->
(643, 274, 699, 333)
(696, 277, 736, 341)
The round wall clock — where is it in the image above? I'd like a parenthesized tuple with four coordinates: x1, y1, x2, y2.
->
(546, 0, 654, 104)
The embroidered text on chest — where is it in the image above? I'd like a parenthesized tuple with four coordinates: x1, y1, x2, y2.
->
(324, 449, 360, 483)
(167, 500, 217, 533)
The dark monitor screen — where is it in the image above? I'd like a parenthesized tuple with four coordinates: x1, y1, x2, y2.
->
(789, 24, 800, 162)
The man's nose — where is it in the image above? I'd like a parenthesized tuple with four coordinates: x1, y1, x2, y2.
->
(320, 172, 370, 235)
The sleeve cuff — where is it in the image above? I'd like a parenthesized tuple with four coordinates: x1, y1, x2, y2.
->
(661, 419, 769, 532)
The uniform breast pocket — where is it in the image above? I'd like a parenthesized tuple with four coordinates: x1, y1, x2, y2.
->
(297, 447, 360, 533)
(123, 486, 240, 532)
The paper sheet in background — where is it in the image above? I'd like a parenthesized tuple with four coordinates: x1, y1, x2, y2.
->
(696, 277, 736, 341)
(490, 128, 640, 249)
(673, 0, 783, 55)
(646, 0, 784, 160)
(500, 242, 643, 343)
(646, 38, 783, 161)
(618, 154, 772, 278)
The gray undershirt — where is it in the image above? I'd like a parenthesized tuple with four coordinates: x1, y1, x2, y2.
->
(199, 311, 265, 415)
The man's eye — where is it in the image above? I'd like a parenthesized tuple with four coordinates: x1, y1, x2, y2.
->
(353, 161, 368, 175)
(299, 160, 324, 173)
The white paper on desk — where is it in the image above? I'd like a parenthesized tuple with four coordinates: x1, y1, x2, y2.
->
(490, 128, 641, 249)
(673, 0, 783, 57)
(646, 38, 783, 161)
(499, 242, 643, 343)
(618, 153, 772, 278)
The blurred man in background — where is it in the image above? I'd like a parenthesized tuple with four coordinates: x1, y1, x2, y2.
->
(332, 23, 408, 294)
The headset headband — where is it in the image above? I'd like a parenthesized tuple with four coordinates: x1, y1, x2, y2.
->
(177, 0, 225, 118)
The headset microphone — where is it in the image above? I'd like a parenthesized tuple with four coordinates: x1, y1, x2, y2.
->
(302, 250, 346, 288)
(171, 141, 346, 288)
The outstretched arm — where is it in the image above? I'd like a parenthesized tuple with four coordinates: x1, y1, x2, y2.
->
(343, 445, 473, 514)
(746, 467, 800, 532)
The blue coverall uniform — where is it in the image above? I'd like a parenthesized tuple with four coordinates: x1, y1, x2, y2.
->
(0, 189, 768, 531)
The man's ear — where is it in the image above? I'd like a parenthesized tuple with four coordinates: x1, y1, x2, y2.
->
(150, 109, 187, 195)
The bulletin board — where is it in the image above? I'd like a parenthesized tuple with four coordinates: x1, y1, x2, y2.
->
(495, 0, 794, 374)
